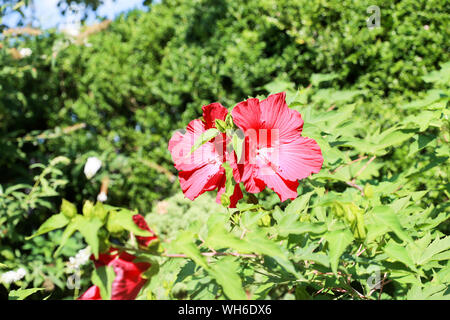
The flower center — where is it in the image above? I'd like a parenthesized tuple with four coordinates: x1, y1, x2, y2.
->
(256, 147, 279, 174)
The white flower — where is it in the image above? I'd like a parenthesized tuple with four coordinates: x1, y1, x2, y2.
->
(19, 48, 32, 58)
(67, 247, 91, 272)
(97, 192, 107, 202)
(0, 268, 27, 284)
(84, 157, 102, 179)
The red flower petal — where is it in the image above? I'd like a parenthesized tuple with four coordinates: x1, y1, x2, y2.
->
(78, 285, 102, 300)
(231, 92, 323, 201)
(168, 103, 242, 206)
(81, 250, 151, 300)
(202, 102, 228, 129)
(132, 214, 158, 247)
(215, 176, 243, 208)
(108, 254, 151, 300)
(277, 136, 324, 182)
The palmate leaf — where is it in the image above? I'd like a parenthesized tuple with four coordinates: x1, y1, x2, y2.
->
(284, 191, 313, 216)
(91, 265, 116, 300)
(25, 213, 69, 240)
(417, 236, 450, 266)
(106, 209, 153, 237)
(171, 231, 209, 270)
(324, 228, 354, 275)
(370, 206, 413, 244)
(8, 288, 44, 300)
(54, 215, 103, 258)
(204, 215, 298, 277)
(384, 240, 417, 271)
(170, 231, 246, 299)
(209, 257, 247, 300)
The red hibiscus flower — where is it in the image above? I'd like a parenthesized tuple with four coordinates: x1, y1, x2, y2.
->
(78, 214, 156, 300)
(132, 214, 158, 247)
(168, 103, 242, 207)
(78, 250, 150, 300)
(231, 92, 323, 201)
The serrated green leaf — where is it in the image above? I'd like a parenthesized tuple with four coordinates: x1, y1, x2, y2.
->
(417, 236, 450, 265)
(76, 216, 103, 258)
(91, 265, 116, 300)
(106, 209, 152, 237)
(371, 206, 413, 244)
(325, 228, 354, 275)
(204, 215, 298, 277)
(209, 257, 247, 300)
(8, 288, 44, 300)
(171, 231, 209, 270)
(284, 192, 313, 216)
(26, 213, 69, 240)
(384, 240, 416, 271)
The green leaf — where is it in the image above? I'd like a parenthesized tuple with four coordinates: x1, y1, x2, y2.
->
(294, 245, 330, 267)
(284, 192, 313, 216)
(76, 216, 104, 259)
(215, 119, 227, 132)
(310, 73, 338, 86)
(91, 266, 116, 300)
(171, 231, 209, 270)
(53, 215, 103, 258)
(384, 240, 416, 271)
(106, 209, 152, 237)
(371, 206, 413, 244)
(209, 257, 247, 300)
(220, 162, 235, 207)
(417, 236, 450, 265)
(170, 231, 247, 299)
(92, 202, 108, 221)
(325, 228, 354, 275)
(26, 213, 69, 240)
(246, 231, 299, 277)
(205, 215, 298, 276)
(277, 218, 326, 238)
(375, 129, 414, 150)
(9, 288, 44, 300)
(190, 128, 220, 154)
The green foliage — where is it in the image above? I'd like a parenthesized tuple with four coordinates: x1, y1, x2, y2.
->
(8, 288, 44, 300)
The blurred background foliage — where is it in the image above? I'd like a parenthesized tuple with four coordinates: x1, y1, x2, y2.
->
(0, 0, 448, 299)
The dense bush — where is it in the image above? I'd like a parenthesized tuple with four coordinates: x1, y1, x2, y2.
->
(0, 0, 448, 300)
